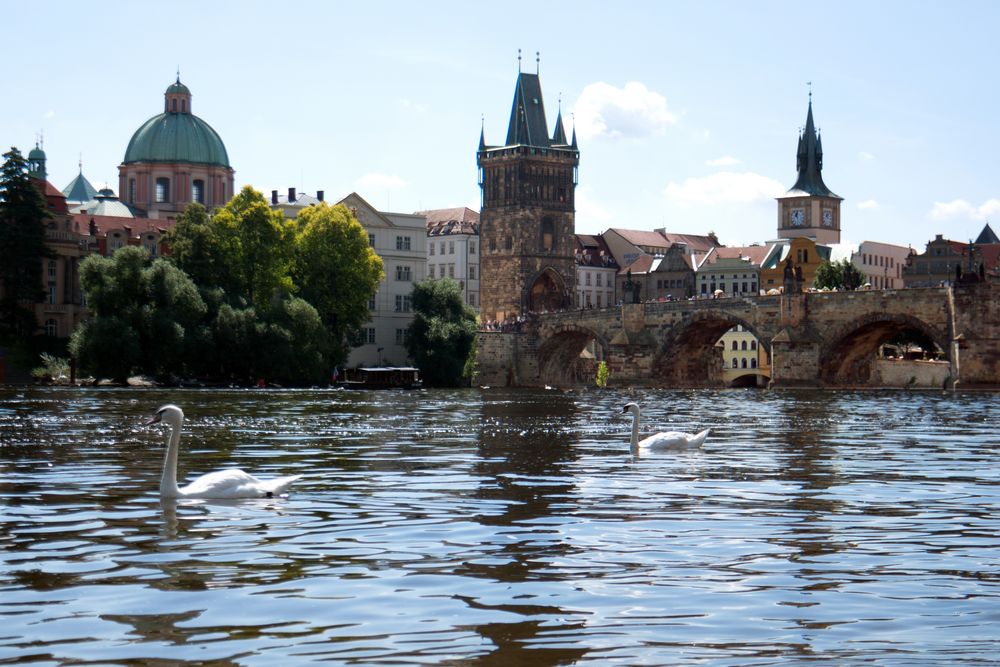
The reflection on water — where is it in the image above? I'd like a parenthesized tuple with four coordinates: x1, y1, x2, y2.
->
(1, 387, 999, 664)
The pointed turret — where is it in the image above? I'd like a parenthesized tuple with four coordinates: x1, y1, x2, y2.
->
(479, 123, 487, 151)
(786, 98, 838, 198)
(552, 108, 567, 145)
(975, 223, 1000, 245)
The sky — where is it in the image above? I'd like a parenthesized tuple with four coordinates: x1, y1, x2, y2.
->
(7, 0, 1000, 251)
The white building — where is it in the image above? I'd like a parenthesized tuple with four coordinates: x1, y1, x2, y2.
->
(575, 234, 618, 308)
(270, 188, 426, 368)
(695, 245, 770, 297)
(851, 240, 910, 289)
(419, 207, 480, 311)
(338, 193, 427, 368)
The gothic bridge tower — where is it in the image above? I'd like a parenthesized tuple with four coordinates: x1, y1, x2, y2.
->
(478, 61, 579, 323)
(776, 93, 843, 245)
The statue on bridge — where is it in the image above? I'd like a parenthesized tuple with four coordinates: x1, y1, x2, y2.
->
(624, 269, 641, 304)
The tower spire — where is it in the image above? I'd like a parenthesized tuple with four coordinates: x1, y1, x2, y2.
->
(536, 51, 540, 75)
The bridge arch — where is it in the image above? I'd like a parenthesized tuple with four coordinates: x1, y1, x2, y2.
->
(819, 312, 951, 385)
(652, 310, 769, 387)
(536, 324, 609, 387)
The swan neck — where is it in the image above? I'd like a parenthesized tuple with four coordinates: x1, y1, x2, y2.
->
(629, 409, 640, 451)
(160, 418, 182, 498)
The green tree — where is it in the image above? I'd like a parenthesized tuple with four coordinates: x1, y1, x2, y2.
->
(0, 147, 51, 337)
(292, 203, 384, 365)
(814, 258, 864, 291)
(405, 278, 477, 387)
(208, 186, 295, 310)
(69, 246, 207, 382)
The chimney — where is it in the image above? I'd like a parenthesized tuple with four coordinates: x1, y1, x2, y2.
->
(317, 190, 324, 202)
(271, 190, 278, 205)
(288, 187, 296, 203)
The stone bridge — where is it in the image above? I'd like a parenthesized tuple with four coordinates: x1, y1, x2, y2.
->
(476, 282, 1000, 389)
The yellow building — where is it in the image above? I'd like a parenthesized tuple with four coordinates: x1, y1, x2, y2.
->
(759, 237, 831, 293)
(717, 325, 771, 387)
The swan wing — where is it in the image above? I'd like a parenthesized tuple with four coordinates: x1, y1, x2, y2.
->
(178, 469, 301, 499)
(639, 428, 710, 451)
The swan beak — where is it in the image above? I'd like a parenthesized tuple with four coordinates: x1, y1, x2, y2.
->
(144, 413, 162, 426)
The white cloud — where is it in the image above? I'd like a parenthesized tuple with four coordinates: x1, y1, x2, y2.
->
(858, 151, 875, 161)
(664, 171, 785, 206)
(395, 98, 428, 114)
(706, 155, 740, 167)
(573, 186, 614, 232)
(573, 81, 676, 141)
(355, 173, 409, 190)
(929, 198, 1000, 221)
(857, 199, 879, 210)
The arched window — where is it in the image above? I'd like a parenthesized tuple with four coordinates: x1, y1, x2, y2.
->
(750, 358, 757, 368)
(45, 319, 58, 337)
(731, 340, 738, 350)
(128, 178, 136, 203)
(192, 179, 205, 204)
(731, 358, 738, 368)
(155, 178, 170, 203)
(741, 358, 748, 368)
(750, 340, 757, 350)
(540, 218, 555, 252)
(172, 99, 177, 112)
(741, 340, 748, 350)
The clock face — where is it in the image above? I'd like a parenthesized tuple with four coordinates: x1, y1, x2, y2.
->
(822, 209, 833, 226)
(790, 209, 805, 227)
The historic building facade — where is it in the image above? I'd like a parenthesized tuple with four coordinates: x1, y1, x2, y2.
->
(776, 96, 842, 245)
(477, 68, 579, 323)
(422, 207, 480, 311)
(119, 77, 234, 219)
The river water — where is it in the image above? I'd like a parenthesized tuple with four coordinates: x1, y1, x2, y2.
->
(0, 387, 998, 665)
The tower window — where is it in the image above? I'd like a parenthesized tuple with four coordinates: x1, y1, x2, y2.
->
(155, 178, 170, 203)
(192, 179, 205, 204)
(541, 218, 555, 252)
(128, 178, 136, 203)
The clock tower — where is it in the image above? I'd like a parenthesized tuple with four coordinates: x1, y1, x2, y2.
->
(776, 95, 842, 244)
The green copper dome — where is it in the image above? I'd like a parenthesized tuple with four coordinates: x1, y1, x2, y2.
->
(28, 145, 46, 160)
(123, 110, 230, 167)
(166, 80, 191, 95)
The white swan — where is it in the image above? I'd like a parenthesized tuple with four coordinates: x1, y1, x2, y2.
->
(622, 402, 709, 452)
(146, 404, 301, 499)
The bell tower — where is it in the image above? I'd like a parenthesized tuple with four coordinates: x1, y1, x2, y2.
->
(776, 93, 843, 245)
(478, 56, 579, 323)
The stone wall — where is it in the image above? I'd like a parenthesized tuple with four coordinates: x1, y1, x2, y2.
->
(872, 358, 951, 388)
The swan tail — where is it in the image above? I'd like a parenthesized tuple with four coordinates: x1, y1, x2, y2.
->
(261, 474, 302, 495)
(692, 429, 710, 447)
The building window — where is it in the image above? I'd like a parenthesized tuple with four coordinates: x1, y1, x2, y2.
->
(741, 358, 748, 368)
(489, 238, 497, 252)
(368, 233, 376, 247)
(368, 294, 377, 310)
(47, 282, 56, 305)
(751, 358, 757, 368)
(428, 265, 435, 278)
(146, 236, 158, 257)
(541, 218, 554, 252)
(468, 293, 476, 307)
(448, 264, 455, 278)
(366, 327, 376, 344)
(128, 178, 136, 203)
(741, 340, 748, 350)
(750, 340, 757, 350)
(585, 273, 592, 286)
(396, 236, 411, 251)
(505, 236, 513, 251)
(468, 265, 476, 280)
(429, 243, 435, 256)
(45, 319, 58, 337)
(732, 358, 738, 368)
(395, 265, 412, 281)
(596, 273, 603, 287)
(48, 260, 57, 279)
(155, 177, 170, 203)
(440, 241, 445, 255)
(192, 179, 205, 204)
(469, 241, 476, 254)
(449, 241, 455, 255)
(731, 340, 738, 351)
(395, 294, 412, 312)
(396, 328, 407, 345)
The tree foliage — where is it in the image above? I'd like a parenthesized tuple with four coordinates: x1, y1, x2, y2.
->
(69, 246, 207, 382)
(405, 278, 477, 387)
(292, 203, 384, 363)
(0, 147, 51, 337)
(814, 258, 865, 291)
